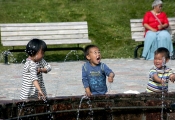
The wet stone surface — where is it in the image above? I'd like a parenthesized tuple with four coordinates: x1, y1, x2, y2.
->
(0, 58, 175, 100)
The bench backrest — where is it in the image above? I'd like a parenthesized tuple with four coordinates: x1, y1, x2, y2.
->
(130, 18, 175, 41)
(0, 22, 91, 46)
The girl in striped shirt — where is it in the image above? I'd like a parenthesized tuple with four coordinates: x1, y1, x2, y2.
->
(20, 39, 51, 100)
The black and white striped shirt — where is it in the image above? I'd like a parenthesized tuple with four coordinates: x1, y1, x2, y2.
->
(20, 58, 51, 100)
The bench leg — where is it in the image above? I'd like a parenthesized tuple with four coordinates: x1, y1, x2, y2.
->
(134, 42, 144, 58)
(3, 51, 9, 64)
(171, 42, 175, 60)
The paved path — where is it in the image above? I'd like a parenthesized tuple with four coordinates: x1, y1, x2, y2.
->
(1, 59, 175, 100)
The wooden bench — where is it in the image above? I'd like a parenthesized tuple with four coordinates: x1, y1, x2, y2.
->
(130, 18, 175, 58)
(0, 21, 91, 63)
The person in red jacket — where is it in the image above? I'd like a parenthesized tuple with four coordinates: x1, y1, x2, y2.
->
(141, 0, 173, 60)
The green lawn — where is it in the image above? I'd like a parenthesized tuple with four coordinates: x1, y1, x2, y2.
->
(0, 0, 174, 63)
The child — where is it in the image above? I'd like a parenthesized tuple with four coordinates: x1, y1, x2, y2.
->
(20, 38, 51, 100)
(82, 45, 115, 97)
(146, 47, 175, 93)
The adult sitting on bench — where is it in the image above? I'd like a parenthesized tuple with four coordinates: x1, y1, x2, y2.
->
(141, 0, 173, 60)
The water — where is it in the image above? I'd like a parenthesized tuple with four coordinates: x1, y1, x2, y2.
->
(161, 82, 165, 120)
(17, 97, 53, 120)
(45, 101, 54, 120)
(77, 95, 93, 120)
(17, 102, 25, 120)
(161, 60, 166, 120)
(64, 50, 79, 62)
(1, 50, 17, 64)
(107, 82, 112, 93)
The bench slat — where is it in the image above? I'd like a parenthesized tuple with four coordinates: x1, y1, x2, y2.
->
(2, 39, 92, 46)
(1, 29, 88, 37)
(0, 25, 88, 32)
(130, 18, 175, 22)
(0, 22, 87, 27)
(130, 23, 143, 27)
(131, 27, 144, 32)
(130, 21, 175, 28)
(1, 34, 89, 41)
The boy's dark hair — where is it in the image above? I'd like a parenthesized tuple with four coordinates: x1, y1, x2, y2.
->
(84, 44, 99, 56)
(26, 38, 47, 56)
(154, 47, 170, 59)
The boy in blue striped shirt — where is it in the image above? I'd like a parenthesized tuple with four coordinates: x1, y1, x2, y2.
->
(146, 47, 175, 92)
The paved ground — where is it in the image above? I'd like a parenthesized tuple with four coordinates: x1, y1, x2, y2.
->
(1, 58, 175, 100)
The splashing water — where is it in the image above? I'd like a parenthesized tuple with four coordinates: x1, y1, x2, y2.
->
(77, 95, 93, 120)
(1, 50, 17, 64)
(161, 57, 166, 120)
(17, 102, 25, 120)
(41, 96, 54, 119)
(107, 82, 112, 93)
(64, 50, 79, 62)
(161, 81, 165, 120)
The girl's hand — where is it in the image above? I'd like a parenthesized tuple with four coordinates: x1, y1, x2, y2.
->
(37, 68, 42, 74)
(38, 90, 45, 100)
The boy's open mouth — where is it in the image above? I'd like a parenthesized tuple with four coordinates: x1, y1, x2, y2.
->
(97, 57, 100, 60)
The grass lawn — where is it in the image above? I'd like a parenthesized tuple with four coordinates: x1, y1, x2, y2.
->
(0, 0, 174, 63)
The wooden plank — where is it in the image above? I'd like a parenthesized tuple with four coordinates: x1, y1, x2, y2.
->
(0, 22, 87, 27)
(130, 18, 175, 23)
(0, 25, 88, 32)
(168, 18, 175, 21)
(1, 34, 89, 41)
(169, 25, 175, 29)
(131, 32, 144, 36)
(130, 23, 143, 27)
(1, 29, 88, 36)
(131, 27, 144, 32)
(131, 35, 144, 39)
(130, 19, 143, 22)
(2, 39, 91, 46)
(135, 39, 144, 41)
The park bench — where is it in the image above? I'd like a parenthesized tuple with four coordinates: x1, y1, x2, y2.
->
(130, 17, 175, 58)
(0, 21, 91, 63)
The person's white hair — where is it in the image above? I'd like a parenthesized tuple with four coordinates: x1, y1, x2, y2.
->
(152, 0, 163, 8)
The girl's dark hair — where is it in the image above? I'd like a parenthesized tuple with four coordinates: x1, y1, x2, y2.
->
(26, 38, 47, 56)
(84, 44, 99, 56)
(154, 47, 170, 59)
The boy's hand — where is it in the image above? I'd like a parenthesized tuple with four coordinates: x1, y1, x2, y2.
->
(85, 87, 92, 97)
(160, 79, 166, 86)
(108, 73, 115, 83)
(169, 74, 175, 83)
(108, 77, 113, 83)
(85, 91, 92, 97)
